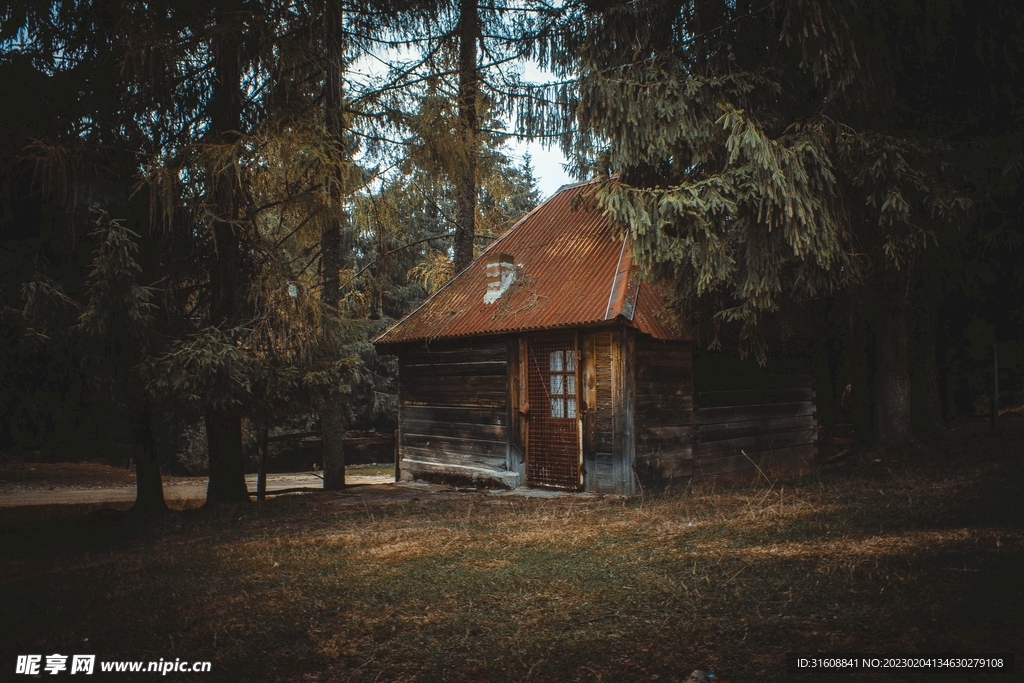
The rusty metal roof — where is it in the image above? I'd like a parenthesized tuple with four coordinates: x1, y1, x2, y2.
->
(374, 181, 691, 346)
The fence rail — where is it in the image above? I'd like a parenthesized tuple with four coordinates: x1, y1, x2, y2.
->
(265, 430, 395, 446)
(254, 429, 399, 501)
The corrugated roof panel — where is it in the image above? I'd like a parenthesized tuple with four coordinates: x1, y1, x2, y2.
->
(374, 182, 692, 346)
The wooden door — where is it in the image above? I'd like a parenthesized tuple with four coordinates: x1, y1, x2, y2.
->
(526, 334, 582, 489)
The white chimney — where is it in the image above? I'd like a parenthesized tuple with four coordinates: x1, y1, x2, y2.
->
(483, 253, 516, 304)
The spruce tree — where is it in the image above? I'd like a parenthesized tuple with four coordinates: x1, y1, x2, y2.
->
(391, 1, 571, 274)
(559, 0, 986, 448)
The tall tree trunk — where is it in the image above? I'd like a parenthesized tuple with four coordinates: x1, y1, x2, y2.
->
(320, 0, 347, 490)
(121, 154, 167, 515)
(991, 342, 1000, 431)
(848, 297, 873, 447)
(812, 340, 837, 437)
(872, 269, 915, 447)
(205, 408, 249, 503)
(453, 0, 479, 273)
(128, 398, 166, 515)
(204, 19, 249, 505)
(910, 263, 944, 437)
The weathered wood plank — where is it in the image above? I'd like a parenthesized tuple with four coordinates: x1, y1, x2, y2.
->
(401, 394, 506, 409)
(401, 419, 507, 441)
(635, 379, 690, 395)
(401, 389, 508, 405)
(697, 373, 814, 392)
(636, 456, 694, 481)
(636, 339, 692, 355)
(638, 424, 694, 440)
(586, 331, 616, 492)
(639, 446, 695, 465)
(635, 364, 689, 382)
(401, 374, 507, 391)
(635, 409, 688, 424)
(696, 428, 817, 459)
(697, 414, 816, 441)
(612, 327, 636, 494)
(696, 401, 814, 425)
(402, 448, 507, 474)
(634, 354, 692, 369)
(401, 405, 507, 426)
(636, 419, 693, 433)
(402, 433, 507, 458)
(635, 351, 692, 366)
(517, 338, 529, 476)
(639, 441, 694, 455)
(697, 387, 814, 408)
(643, 445, 694, 459)
(661, 462, 694, 479)
(638, 458, 694, 480)
(636, 394, 694, 409)
(582, 332, 598, 493)
(635, 367, 691, 381)
(402, 343, 507, 365)
(634, 400, 694, 424)
(633, 335, 694, 487)
(401, 374, 508, 393)
(402, 361, 507, 377)
(401, 388, 507, 404)
(636, 389, 693, 403)
(508, 338, 523, 479)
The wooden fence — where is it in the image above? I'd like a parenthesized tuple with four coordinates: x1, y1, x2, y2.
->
(254, 430, 399, 501)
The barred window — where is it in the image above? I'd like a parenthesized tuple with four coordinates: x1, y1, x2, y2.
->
(548, 350, 577, 418)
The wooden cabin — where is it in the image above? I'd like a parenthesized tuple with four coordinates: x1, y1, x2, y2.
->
(373, 182, 819, 493)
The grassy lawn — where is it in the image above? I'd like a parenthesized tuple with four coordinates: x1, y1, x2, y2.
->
(347, 462, 397, 478)
(1, 421, 1021, 682)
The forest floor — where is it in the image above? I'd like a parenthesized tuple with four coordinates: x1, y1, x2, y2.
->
(1, 417, 1021, 682)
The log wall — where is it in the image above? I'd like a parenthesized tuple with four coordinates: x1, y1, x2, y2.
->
(612, 328, 637, 494)
(693, 352, 817, 480)
(583, 331, 616, 492)
(398, 337, 517, 487)
(634, 335, 695, 486)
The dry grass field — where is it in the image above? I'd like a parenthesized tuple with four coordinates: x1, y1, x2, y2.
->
(1, 420, 1021, 682)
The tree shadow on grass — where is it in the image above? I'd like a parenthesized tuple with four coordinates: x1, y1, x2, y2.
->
(0, 506, 145, 556)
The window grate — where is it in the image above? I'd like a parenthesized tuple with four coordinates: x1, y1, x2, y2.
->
(526, 335, 582, 489)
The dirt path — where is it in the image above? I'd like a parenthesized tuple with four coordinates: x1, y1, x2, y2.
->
(0, 461, 592, 511)
(0, 471, 393, 508)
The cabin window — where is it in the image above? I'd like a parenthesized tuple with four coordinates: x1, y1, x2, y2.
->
(548, 350, 577, 418)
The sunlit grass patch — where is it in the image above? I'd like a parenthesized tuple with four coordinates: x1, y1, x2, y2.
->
(346, 462, 395, 477)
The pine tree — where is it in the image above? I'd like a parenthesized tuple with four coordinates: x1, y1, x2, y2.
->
(320, 0, 350, 489)
(0, 0, 177, 488)
(389, 1, 569, 274)
(560, 0, 982, 448)
(78, 209, 167, 515)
